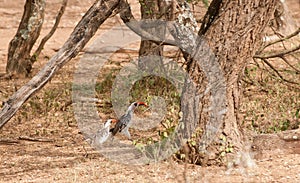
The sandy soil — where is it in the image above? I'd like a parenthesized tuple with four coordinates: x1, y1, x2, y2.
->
(0, 0, 300, 182)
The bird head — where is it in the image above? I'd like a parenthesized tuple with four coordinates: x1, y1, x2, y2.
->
(126, 101, 148, 113)
(130, 101, 148, 110)
(136, 101, 148, 107)
(104, 119, 117, 128)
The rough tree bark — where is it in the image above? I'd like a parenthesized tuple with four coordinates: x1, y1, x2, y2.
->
(6, 0, 45, 77)
(118, 0, 277, 165)
(0, 0, 280, 167)
(30, 0, 68, 64)
(138, 0, 173, 71)
(0, 0, 120, 129)
(187, 0, 279, 165)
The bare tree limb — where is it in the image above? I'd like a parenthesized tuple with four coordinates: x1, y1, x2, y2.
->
(281, 56, 300, 74)
(261, 27, 300, 50)
(291, 53, 300, 63)
(254, 44, 300, 59)
(253, 27, 300, 86)
(30, 0, 68, 63)
(0, 0, 120, 129)
(118, 0, 177, 46)
(259, 58, 299, 84)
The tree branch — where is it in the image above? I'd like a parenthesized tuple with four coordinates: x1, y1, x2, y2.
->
(260, 58, 299, 84)
(281, 56, 300, 74)
(254, 44, 300, 59)
(0, 0, 120, 129)
(30, 0, 68, 63)
(118, 0, 177, 46)
(261, 27, 300, 50)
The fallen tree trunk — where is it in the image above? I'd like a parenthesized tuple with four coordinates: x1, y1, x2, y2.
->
(0, 0, 120, 129)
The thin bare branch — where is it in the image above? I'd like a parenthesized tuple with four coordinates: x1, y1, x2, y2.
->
(31, 0, 68, 63)
(280, 56, 300, 74)
(260, 58, 299, 84)
(118, 0, 177, 46)
(291, 53, 300, 63)
(262, 27, 300, 50)
(254, 44, 300, 59)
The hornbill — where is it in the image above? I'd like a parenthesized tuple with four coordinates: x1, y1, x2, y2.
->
(92, 119, 117, 145)
(111, 101, 148, 139)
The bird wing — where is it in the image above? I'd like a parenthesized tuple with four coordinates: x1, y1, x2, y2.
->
(111, 113, 131, 136)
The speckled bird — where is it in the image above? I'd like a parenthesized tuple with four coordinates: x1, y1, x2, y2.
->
(92, 119, 117, 145)
(111, 101, 148, 139)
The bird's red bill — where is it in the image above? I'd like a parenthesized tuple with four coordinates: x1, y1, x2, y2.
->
(137, 102, 148, 107)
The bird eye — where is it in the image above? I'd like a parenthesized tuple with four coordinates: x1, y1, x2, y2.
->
(134, 102, 138, 106)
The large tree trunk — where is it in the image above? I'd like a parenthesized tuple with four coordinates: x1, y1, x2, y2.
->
(118, 0, 278, 165)
(186, 0, 278, 165)
(6, 0, 45, 77)
(138, 0, 173, 71)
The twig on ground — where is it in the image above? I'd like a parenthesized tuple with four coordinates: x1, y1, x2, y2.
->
(18, 136, 54, 142)
(0, 138, 19, 145)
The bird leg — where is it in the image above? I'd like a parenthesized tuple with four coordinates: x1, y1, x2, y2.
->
(122, 128, 132, 139)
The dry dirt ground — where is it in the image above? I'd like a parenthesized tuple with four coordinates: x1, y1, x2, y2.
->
(0, 0, 300, 182)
